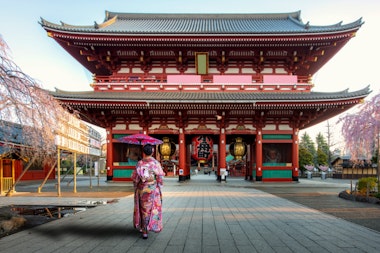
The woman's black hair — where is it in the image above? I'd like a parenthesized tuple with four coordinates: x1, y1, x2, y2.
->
(142, 144, 153, 155)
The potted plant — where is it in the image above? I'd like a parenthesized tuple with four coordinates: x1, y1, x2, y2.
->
(319, 165, 329, 180)
(305, 165, 314, 179)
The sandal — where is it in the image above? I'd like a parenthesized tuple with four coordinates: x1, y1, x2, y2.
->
(142, 233, 148, 239)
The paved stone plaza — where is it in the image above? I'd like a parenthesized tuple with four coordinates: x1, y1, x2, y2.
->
(1, 176, 380, 253)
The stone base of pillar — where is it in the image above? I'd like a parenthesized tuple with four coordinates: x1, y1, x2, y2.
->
(256, 176, 262, 181)
(245, 175, 253, 181)
(292, 176, 299, 181)
(178, 175, 190, 182)
(217, 175, 227, 182)
(107, 175, 113, 181)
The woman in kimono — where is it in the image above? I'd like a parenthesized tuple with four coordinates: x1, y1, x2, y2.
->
(132, 144, 165, 239)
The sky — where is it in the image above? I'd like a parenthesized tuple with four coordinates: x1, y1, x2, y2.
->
(1, 0, 379, 147)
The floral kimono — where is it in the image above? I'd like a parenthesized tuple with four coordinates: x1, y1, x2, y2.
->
(132, 157, 165, 233)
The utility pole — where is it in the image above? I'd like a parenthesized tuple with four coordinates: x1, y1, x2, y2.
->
(325, 121, 334, 167)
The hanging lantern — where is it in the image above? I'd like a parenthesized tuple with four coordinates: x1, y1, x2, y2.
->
(229, 137, 247, 160)
(158, 137, 176, 161)
(191, 135, 213, 164)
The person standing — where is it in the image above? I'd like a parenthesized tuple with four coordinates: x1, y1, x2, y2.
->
(132, 144, 165, 239)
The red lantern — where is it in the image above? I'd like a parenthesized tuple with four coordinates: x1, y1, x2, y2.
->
(191, 135, 213, 163)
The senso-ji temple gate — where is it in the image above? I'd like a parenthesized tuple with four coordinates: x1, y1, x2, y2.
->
(40, 11, 370, 182)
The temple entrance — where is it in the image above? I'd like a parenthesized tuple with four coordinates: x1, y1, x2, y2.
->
(154, 133, 257, 181)
(226, 135, 255, 180)
(186, 134, 255, 181)
(188, 135, 215, 177)
(111, 132, 296, 182)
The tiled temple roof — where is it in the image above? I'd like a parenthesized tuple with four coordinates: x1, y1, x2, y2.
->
(40, 11, 363, 35)
(50, 86, 371, 103)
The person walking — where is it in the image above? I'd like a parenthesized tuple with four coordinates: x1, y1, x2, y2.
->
(131, 144, 165, 239)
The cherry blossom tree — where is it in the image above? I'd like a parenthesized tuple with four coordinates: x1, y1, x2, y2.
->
(0, 36, 64, 161)
(338, 92, 380, 179)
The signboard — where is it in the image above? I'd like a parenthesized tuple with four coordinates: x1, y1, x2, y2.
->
(195, 52, 208, 75)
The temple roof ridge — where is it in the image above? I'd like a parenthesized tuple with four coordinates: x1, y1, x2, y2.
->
(104, 10, 302, 21)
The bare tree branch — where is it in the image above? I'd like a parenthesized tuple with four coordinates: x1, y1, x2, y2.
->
(338, 93, 380, 160)
(1, 35, 66, 160)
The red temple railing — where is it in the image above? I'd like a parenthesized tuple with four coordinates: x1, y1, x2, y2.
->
(92, 74, 312, 92)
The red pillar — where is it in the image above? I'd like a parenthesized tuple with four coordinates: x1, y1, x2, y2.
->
(292, 128, 299, 181)
(178, 128, 188, 181)
(218, 128, 227, 181)
(255, 129, 263, 181)
(106, 127, 113, 181)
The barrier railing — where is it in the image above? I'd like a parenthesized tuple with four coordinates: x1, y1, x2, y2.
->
(1, 177, 14, 194)
(92, 74, 312, 92)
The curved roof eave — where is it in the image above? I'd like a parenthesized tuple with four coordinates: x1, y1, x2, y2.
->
(39, 29, 362, 38)
(49, 85, 371, 104)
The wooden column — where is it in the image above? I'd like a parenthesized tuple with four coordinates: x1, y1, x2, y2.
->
(292, 128, 299, 181)
(178, 128, 188, 181)
(255, 129, 263, 181)
(11, 160, 15, 193)
(73, 152, 77, 193)
(57, 148, 61, 196)
(106, 127, 113, 181)
(218, 128, 227, 181)
(0, 159, 3, 194)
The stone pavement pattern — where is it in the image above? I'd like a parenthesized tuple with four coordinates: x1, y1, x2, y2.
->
(252, 179, 380, 233)
(1, 176, 380, 253)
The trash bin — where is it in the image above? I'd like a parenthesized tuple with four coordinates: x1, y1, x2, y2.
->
(307, 171, 312, 179)
(321, 171, 326, 180)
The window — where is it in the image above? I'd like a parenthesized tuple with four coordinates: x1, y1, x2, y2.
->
(262, 143, 292, 166)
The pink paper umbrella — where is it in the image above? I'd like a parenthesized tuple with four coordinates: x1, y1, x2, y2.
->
(118, 133, 163, 145)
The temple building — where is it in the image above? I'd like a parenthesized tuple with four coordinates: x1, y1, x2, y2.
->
(40, 11, 370, 182)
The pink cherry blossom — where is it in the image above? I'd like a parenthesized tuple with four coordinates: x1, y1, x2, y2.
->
(338, 92, 380, 161)
(305, 165, 314, 171)
(319, 165, 329, 172)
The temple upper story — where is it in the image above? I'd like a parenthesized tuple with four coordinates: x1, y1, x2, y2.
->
(40, 11, 363, 91)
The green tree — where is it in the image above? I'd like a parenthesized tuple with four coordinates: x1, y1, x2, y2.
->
(325, 121, 337, 166)
(316, 132, 330, 165)
(61, 159, 73, 169)
(300, 132, 317, 164)
(317, 148, 328, 166)
(316, 132, 329, 155)
(299, 147, 314, 171)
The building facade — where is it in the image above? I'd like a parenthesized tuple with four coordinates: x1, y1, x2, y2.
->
(0, 117, 102, 194)
(41, 11, 370, 182)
